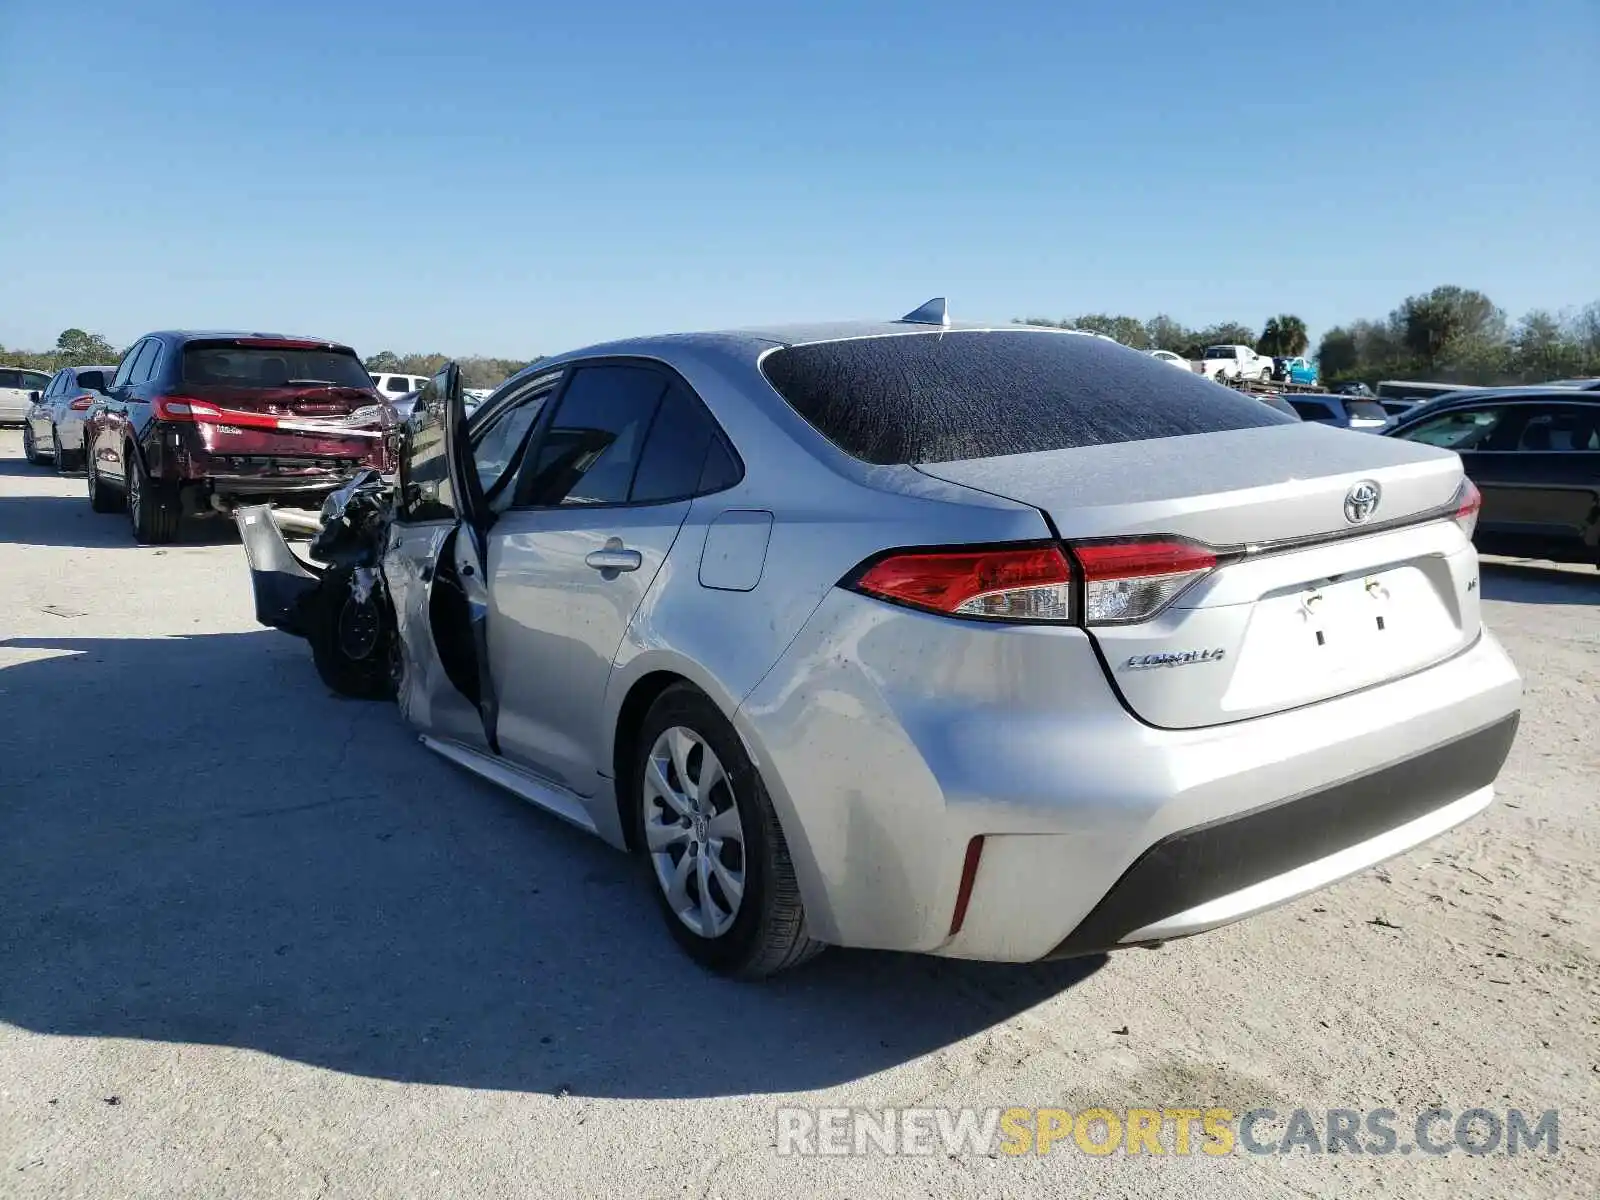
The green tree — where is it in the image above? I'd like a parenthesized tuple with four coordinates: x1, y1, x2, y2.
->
(54, 328, 118, 366)
(1398, 286, 1504, 372)
(1316, 327, 1360, 379)
(1068, 313, 1151, 349)
(1257, 314, 1308, 357)
(364, 350, 402, 373)
(1143, 314, 1192, 353)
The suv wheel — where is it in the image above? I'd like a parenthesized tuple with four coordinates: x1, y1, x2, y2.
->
(633, 684, 822, 978)
(126, 445, 179, 544)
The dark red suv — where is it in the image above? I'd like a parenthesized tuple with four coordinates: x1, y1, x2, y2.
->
(83, 331, 396, 543)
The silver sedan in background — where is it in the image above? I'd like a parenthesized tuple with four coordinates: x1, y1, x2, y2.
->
(239, 301, 1521, 977)
(22, 364, 116, 468)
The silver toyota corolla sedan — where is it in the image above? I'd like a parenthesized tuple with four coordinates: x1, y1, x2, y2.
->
(238, 301, 1522, 978)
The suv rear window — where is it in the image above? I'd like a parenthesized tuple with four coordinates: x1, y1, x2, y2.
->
(182, 343, 371, 389)
(0, 369, 50, 389)
(1346, 401, 1389, 422)
(760, 330, 1292, 465)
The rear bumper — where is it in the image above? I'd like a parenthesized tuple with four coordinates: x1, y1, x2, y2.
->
(1046, 713, 1516, 956)
(735, 590, 1522, 960)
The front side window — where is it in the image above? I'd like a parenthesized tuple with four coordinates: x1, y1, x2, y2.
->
(1394, 408, 1503, 450)
(1203, 346, 1237, 360)
(111, 341, 144, 389)
(516, 365, 668, 507)
(126, 340, 160, 385)
(472, 373, 561, 502)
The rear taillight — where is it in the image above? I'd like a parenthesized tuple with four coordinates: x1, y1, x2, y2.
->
(849, 544, 1075, 622)
(1072, 538, 1218, 625)
(69, 395, 94, 411)
(1452, 478, 1482, 540)
(153, 395, 224, 422)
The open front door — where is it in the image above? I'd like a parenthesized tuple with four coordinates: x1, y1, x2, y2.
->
(386, 362, 500, 752)
(439, 362, 500, 751)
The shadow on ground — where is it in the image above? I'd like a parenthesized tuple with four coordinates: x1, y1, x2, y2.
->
(0, 493, 242, 549)
(0, 632, 1102, 1099)
(1480, 560, 1600, 606)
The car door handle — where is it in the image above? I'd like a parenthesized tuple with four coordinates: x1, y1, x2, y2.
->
(585, 547, 642, 572)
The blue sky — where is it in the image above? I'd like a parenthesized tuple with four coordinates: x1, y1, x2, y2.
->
(2, 0, 1595, 357)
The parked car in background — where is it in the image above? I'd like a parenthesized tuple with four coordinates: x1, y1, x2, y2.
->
(1255, 392, 1303, 420)
(1336, 382, 1375, 398)
(22, 364, 115, 468)
(82, 331, 397, 544)
(1286, 394, 1391, 431)
(1, 366, 53, 426)
(1148, 350, 1193, 371)
(238, 308, 1517, 978)
(371, 372, 429, 400)
(1273, 356, 1319, 386)
(1199, 344, 1274, 384)
(1386, 387, 1600, 567)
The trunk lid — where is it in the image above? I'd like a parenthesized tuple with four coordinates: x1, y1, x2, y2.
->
(917, 423, 1480, 729)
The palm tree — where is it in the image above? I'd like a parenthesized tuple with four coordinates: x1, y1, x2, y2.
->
(1258, 314, 1310, 357)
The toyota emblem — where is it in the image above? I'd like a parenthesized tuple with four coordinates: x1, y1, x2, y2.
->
(1344, 480, 1382, 523)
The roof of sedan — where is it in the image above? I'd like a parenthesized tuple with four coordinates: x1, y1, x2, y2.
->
(545, 320, 1106, 365)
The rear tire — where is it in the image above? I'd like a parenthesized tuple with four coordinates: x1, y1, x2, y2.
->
(632, 684, 823, 979)
(127, 444, 179, 544)
(51, 428, 78, 473)
(306, 569, 398, 701)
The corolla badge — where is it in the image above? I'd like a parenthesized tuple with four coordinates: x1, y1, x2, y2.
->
(1122, 648, 1226, 670)
(1344, 480, 1382, 524)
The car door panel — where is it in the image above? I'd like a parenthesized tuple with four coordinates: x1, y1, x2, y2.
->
(385, 364, 501, 751)
(487, 501, 692, 794)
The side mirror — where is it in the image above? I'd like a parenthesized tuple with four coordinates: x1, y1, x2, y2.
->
(28, 390, 41, 404)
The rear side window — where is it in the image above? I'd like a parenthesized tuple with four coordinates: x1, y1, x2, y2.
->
(516, 365, 667, 506)
(181, 343, 370, 389)
(760, 330, 1291, 465)
(630, 383, 732, 503)
(127, 340, 161, 384)
(1289, 399, 1336, 421)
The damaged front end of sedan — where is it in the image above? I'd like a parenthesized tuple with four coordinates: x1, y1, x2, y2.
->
(235, 469, 401, 700)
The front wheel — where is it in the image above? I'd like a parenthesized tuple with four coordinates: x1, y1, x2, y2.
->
(633, 684, 822, 978)
(22, 423, 44, 465)
(306, 568, 398, 700)
(86, 445, 122, 512)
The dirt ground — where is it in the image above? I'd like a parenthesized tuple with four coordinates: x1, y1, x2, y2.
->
(1, 428, 1595, 1199)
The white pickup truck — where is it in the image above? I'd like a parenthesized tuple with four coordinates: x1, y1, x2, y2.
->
(1199, 344, 1274, 384)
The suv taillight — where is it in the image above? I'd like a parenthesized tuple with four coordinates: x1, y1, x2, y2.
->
(153, 396, 224, 422)
(847, 537, 1222, 627)
(1452, 478, 1482, 540)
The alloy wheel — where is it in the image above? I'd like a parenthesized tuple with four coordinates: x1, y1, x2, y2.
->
(643, 726, 747, 938)
(127, 460, 141, 528)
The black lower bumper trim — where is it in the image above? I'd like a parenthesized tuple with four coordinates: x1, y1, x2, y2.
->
(1048, 713, 1519, 958)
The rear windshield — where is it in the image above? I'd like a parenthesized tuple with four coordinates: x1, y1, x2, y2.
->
(759, 330, 1293, 465)
(1347, 401, 1390, 421)
(181, 343, 371, 389)
(0, 369, 50, 389)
